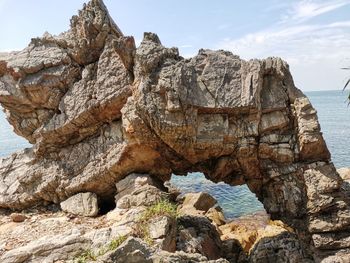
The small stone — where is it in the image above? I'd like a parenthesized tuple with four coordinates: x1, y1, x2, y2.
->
(10, 213, 27, 223)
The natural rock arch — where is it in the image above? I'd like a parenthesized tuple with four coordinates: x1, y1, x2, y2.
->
(0, 0, 349, 261)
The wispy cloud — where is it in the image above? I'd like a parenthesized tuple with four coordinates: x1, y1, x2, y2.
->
(282, 0, 350, 23)
(216, 0, 350, 90)
(218, 22, 350, 64)
(216, 0, 350, 63)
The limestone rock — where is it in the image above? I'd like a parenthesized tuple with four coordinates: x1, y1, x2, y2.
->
(249, 231, 312, 263)
(221, 239, 246, 263)
(0, 229, 91, 263)
(116, 185, 168, 209)
(152, 250, 229, 263)
(0, 0, 348, 261)
(148, 215, 177, 252)
(206, 206, 226, 226)
(60, 192, 99, 217)
(115, 173, 167, 209)
(106, 206, 146, 236)
(219, 211, 270, 252)
(178, 192, 217, 216)
(177, 216, 223, 260)
(115, 173, 162, 201)
(97, 237, 153, 263)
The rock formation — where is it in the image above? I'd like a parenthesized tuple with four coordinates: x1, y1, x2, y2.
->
(0, 0, 349, 261)
(0, 175, 301, 263)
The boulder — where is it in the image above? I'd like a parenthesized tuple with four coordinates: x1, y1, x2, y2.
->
(115, 173, 163, 201)
(249, 231, 312, 263)
(152, 250, 229, 263)
(177, 216, 223, 260)
(97, 237, 153, 263)
(178, 192, 217, 216)
(219, 212, 296, 255)
(221, 239, 246, 263)
(220, 222, 258, 252)
(60, 192, 99, 217)
(0, 0, 349, 261)
(0, 229, 91, 263)
(116, 185, 168, 209)
(106, 207, 146, 237)
(205, 206, 226, 226)
(148, 215, 177, 252)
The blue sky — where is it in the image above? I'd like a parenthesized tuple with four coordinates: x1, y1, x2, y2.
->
(0, 0, 350, 91)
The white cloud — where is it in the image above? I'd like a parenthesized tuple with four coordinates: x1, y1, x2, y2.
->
(218, 22, 350, 58)
(327, 20, 350, 27)
(215, 1, 350, 91)
(283, 0, 350, 23)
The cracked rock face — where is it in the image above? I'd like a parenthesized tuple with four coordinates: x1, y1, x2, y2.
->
(0, 0, 349, 261)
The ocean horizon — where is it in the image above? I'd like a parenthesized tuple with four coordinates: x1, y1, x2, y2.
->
(1, 89, 349, 219)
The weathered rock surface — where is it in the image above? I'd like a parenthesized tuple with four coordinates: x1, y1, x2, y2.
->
(249, 231, 311, 263)
(99, 237, 230, 263)
(177, 216, 223, 260)
(114, 174, 169, 209)
(60, 192, 99, 217)
(152, 250, 230, 263)
(0, 176, 235, 262)
(148, 215, 177, 252)
(1, 228, 91, 263)
(0, 0, 349, 261)
(97, 237, 153, 263)
(115, 173, 164, 201)
(178, 192, 217, 215)
(177, 192, 226, 227)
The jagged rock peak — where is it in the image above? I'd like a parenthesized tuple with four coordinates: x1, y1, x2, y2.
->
(72, 0, 123, 36)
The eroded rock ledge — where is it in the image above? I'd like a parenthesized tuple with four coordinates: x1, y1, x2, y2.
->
(0, 0, 349, 262)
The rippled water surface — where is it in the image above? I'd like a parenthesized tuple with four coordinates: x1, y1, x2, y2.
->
(307, 90, 350, 168)
(1, 90, 350, 218)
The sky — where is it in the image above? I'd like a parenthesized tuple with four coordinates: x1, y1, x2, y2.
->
(0, 0, 350, 91)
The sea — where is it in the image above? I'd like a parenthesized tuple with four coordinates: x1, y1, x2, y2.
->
(1, 90, 349, 219)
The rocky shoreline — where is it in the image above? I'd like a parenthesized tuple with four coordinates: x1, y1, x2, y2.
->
(0, 173, 304, 263)
(1, 0, 350, 262)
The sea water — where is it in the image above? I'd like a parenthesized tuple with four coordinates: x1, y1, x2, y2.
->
(1, 90, 349, 218)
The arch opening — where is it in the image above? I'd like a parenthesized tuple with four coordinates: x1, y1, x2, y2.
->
(170, 172, 264, 219)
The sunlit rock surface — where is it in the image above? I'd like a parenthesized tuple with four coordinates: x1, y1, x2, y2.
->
(0, 0, 349, 261)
